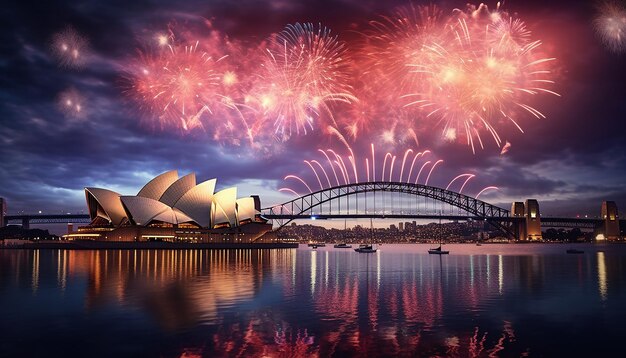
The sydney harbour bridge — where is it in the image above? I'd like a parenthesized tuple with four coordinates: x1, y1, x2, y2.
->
(2, 181, 621, 241)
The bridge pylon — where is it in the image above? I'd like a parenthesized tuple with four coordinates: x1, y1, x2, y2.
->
(524, 199, 542, 241)
(511, 202, 526, 241)
(0, 197, 6, 228)
(601, 201, 620, 240)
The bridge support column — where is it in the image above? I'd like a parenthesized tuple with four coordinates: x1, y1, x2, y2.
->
(0, 197, 6, 228)
(524, 199, 542, 241)
(21, 217, 30, 230)
(511, 202, 526, 241)
(601, 201, 620, 240)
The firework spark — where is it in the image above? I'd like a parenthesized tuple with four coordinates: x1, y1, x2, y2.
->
(500, 141, 511, 155)
(51, 26, 90, 69)
(251, 23, 357, 141)
(281, 143, 493, 200)
(475, 186, 499, 200)
(57, 87, 86, 119)
(594, 0, 626, 53)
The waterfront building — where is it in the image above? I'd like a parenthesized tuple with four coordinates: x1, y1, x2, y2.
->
(65, 171, 272, 243)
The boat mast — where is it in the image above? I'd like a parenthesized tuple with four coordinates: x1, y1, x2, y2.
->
(439, 211, 442, 247)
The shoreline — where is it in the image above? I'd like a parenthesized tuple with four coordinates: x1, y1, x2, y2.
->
(2, 241, 624, 250)
(0, 241, 299, 250)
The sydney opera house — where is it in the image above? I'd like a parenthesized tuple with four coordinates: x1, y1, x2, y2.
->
(66, 170, 274, 243)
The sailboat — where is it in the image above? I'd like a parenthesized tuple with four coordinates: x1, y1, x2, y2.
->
(355, 218, 377, 253)
(428, 216, 449, 255)
(334, 219, 352, 248)
(428, 245, 449, 255)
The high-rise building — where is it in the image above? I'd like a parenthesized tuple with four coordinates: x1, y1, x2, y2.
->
(399, 222, 404, 231)
(0, 197, 6, 228)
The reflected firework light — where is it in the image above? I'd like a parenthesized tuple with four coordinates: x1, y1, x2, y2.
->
(362, 3, 559, 153)
(594, 0, 626, 53)
(249, 23, 357, 141)
(57, 88, 86, 119)
(51, 26, 90, 69)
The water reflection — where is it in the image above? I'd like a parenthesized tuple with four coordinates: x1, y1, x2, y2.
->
(498, 254, 503, 294)
(445, 321, 516, 357)
(598, 251, 607, 301)
(310, 250, 317, 294)
(31, 249, 39, 293)
(1, 245, 625, 357)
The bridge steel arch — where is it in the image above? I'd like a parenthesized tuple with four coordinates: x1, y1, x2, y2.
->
(261, 181, 515, 238)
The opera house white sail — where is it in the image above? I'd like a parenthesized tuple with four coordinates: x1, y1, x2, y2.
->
(72, 171, 272, 243)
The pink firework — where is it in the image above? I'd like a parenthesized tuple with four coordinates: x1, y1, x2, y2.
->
(57, 87, 86, 119)
(127, 37, 227, 131)
(594, 0, 626, 53)
(363, 3, 559, 153)
(51, 26, 90, 69)
(360, 4, 446, 97)
(250, 23, 357, 141)
(280, 142, 496, 202)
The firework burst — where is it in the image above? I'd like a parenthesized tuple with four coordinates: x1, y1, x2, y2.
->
(361, 4, 446, 97)
(57, 87, 86, 119)
(51, 26, 90, 69)
(126, 34, 230, 132)
(363, 3, 559, 153)
(250, 23, 357, 141)
(594, 0, 626, 53)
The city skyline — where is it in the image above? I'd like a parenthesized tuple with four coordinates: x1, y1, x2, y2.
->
(1, 0, 625, 221)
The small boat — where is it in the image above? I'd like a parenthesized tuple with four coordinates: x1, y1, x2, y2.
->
(476, 242, 482, 246)
(354, 218, 377, 253)
(308, 243, 325, 247)
(429, 217, 449, 255)
(354, 244, 377, 253)
(428, 245, 449, 255)
(311, 245, 318, 249)
(566, 248, 584, 254)
(334, 243, 352, 248)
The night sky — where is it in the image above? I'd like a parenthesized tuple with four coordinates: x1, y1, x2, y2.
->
(1, 0, 625, 222)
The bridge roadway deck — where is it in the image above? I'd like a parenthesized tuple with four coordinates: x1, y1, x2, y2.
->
(263, 214, 618, 227)
(264, 214, 513, 221)
(3, 214, 623, 230)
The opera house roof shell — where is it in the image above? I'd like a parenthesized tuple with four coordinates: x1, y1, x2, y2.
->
(85, 170, 260, 229)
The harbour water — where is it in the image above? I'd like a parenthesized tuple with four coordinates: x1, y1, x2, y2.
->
(1, 244, 625, 357)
